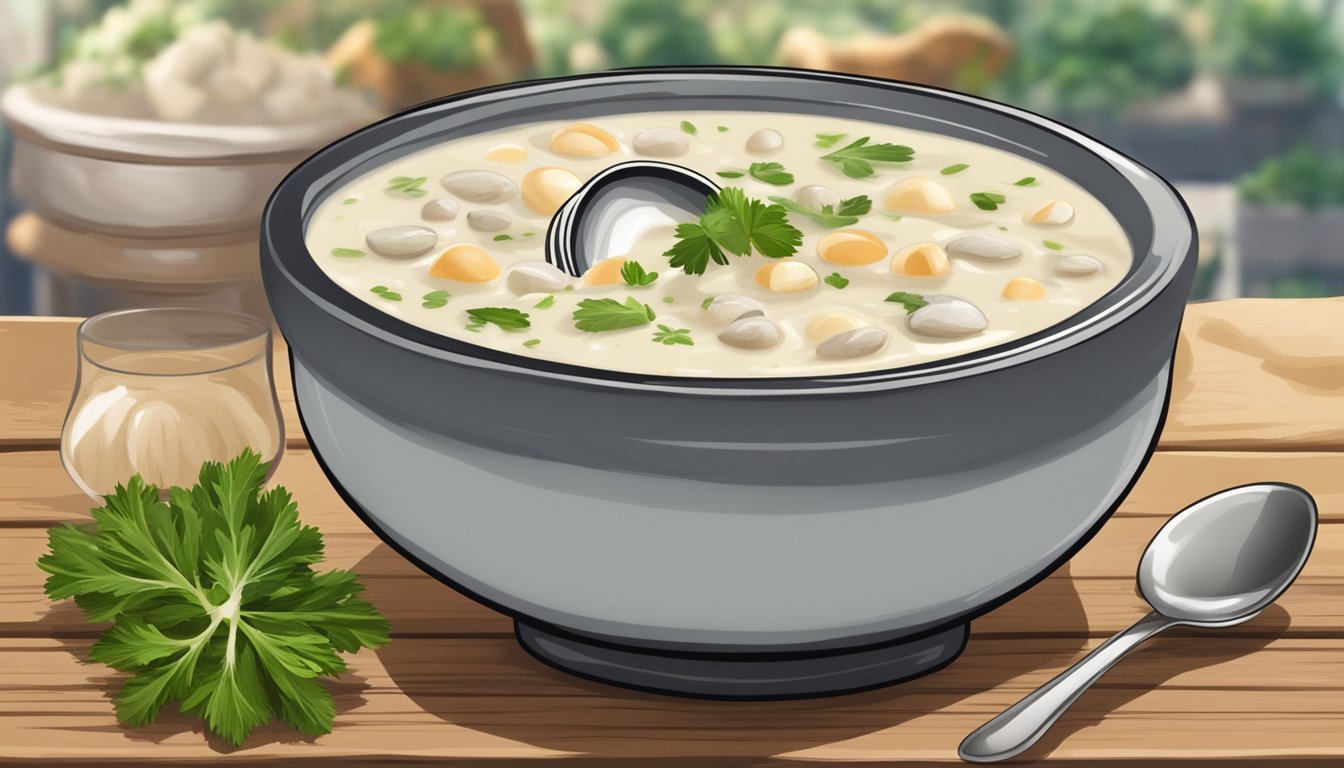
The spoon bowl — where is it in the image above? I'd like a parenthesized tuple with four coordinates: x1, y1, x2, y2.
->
(960, 482, 1317, 763)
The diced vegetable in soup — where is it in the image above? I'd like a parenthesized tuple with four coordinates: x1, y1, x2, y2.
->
(305, 112, 1132, 377)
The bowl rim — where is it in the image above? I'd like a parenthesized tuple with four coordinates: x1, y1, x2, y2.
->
(262, 66, 1195, 396)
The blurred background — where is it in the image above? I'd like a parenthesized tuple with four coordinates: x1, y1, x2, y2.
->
(3, 0, 1343, 316)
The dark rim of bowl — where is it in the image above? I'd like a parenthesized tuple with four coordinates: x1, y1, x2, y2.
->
(262, 66, 1195, 396)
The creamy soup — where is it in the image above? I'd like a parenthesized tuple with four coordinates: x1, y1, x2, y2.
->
(305, 112, 1131, 377)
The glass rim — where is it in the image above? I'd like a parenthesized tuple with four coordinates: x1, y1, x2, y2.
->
(77, 307, 272, 377)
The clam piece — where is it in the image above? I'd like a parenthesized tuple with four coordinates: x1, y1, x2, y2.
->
(467, 210, 512, 232)
(946, 234, 1022, 262)
(1025, 199, 1075, 226)
(1056, 254, 1103, 276)
(908, 296, 988, 338)
(704, 294, 766, 325)
(719, 316, 782, 350)
(522, 167, 583, 216)
(546, 160, 719, 277)
(746, 128, 784, 153)
(817, 327, 889, 360)
(441, 170, 517, 203)
(366, 225, 437, 258)
(632, 127, 691, 158)
(754, 260, 819, 292)
(550, 122, 620, 157)
(507, 262, 570, 295)
(884, 177, 955, 215)
(795, 185, 841, 211)
(420, 198, 459, 222)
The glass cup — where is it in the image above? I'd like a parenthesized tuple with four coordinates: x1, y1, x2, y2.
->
(60, 308, 284, 498)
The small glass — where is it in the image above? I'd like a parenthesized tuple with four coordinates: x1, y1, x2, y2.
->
(60, 308, 284, 498)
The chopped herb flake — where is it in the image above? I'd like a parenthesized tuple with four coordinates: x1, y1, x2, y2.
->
(493, 234, 512, 241)
(680, 120, 697, 135)
(886, 291, 929, 313)
(824, 272, 850, 289)
(465, 307, 530, 331)
(940, 163, 970, 175)
(573, 297, 657, 332)
(1043, 240, 1065, 251)
(621, 261, 659, 287)
(331, 247, 365, 258)
(768, 194, 872, 228)
(386, 175, 428, 198)
(701, 296, 715, 309)
(970, 191, 1007, 211)
(421, 289, 451, 308)
(716, 170, 746, 179)
(716, 125, 729, 132)
(370, 285, 402, 301)
(523, 338, 541, 348)
(821, 137, 915, 178)
(1013, 177, 1038, 187)
(814, 132, 847, 148)
(342, 197, 359, 205)
(534, 294, 556, 309)
(662, 295, 675, 303)
(652, 324, 694, 346)
(749, 161, 795, 186)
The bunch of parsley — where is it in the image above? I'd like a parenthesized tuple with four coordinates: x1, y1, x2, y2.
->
(38, 450, 390, 746)
(663, 187, 803, 275)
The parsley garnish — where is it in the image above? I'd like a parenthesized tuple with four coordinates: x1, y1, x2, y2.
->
(886, 291, 929, 313)
(370, 285, 402, 301)
(331, 247, 364, 258)
(465, 307, 530, 330)
(716, 125, 729, 133)
(341, 197, 358, 205)
(493, 234, 512, 241)
(662, 295, 675, 304)
(621, 261, 658, 286)
(701, 296, 715, 309)
(941, 163, 970, 175)
(573, 297, 656, 332)
(534, 294, 556, 309)
(1013, 177, 1038, 186)
(824, 272, 850, 289)
(814, 132, 847, 148)
(663, 187, 803, 275)
(523, 338, 541, 348)
(768, 194, 872, 228)
(749, 162, 794, 186)
(1043, 240, 1065, 251)
(421, 290, 450, 308)
(386, 175, 427, 198)
(652, 324, 694, 346)
(38, 450, 390, 746)
(680, 120, 697, 135)
(970, 191, 1007, 211)
(821, 137, 915, 178)
(715, 170, 745, 179)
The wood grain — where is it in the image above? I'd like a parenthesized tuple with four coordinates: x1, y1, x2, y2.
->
(2, 299, 1343, 451)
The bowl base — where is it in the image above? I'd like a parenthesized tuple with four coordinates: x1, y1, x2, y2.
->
(515, 621, 968, 699)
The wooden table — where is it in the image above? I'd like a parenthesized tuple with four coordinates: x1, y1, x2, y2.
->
(1, 301, 1341, 766)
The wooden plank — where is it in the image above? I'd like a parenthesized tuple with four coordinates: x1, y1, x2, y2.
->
(2, 299, 1343, 451)
(0, 635, 1341, 764)
(0, 318, 301, 451)
(2, 449, 1341, 639)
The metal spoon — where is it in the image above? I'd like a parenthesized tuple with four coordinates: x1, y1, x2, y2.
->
(546, 160, 719, 277)
(959, 483, 1317, 763)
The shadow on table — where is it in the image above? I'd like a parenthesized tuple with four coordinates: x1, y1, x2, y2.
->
(1017, 603, 1294, 762)
(41, 601, 372, 753)
(375, 547, 1091, 762)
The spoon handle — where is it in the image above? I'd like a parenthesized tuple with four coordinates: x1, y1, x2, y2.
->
(958, 611, 1173, 763)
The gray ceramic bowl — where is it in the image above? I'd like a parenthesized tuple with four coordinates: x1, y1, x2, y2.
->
(261, 68, 1196, 699)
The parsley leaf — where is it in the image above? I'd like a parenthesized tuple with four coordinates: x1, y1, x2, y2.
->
(465, 307, 530, 330)
(716, 125, 729, 133)
(814, 132, 847, 148)
(331, 247, 364, 258)
(370, 285, 402, 301)
(421, 290, 450, 308)
(970, 191, 1007, 211)
(940, 163, 970, 175)
(573, 297, 656, 332)
(1013, 176, 1038, 186)
(768, 194, 873, 228)
(533, 294, 556, 309)
(1043, 240, 1065, 251)
(680, 120, 697, 135)
(341, 198, 358, 205)
(663, 188, 802, 275)
(824, 272, 850, 289)
(523, 338, 541, 348)
(652, 324, 694, 346)
(715, 170, 745, 179)
(492, 234, 512, 241)
(620, 261, 659, 286)
(38, 450, 390, 746)
(821, 137, 915, 178)
(886, 291, 929, 313)
(749, 162, 795, 186)
(385, 175, 427, 198)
